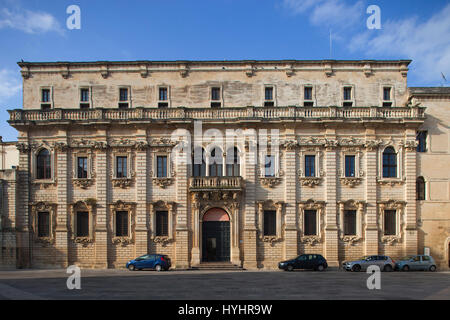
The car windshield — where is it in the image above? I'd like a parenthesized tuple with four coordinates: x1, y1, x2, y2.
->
(359, 256, 369, 260)
(400, 256, 414, 261)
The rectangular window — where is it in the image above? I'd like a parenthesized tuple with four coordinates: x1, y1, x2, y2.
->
(77, 157, 88, 179)
(115, 211, 129, 237)
(416, 131, 427, 152)
(265, 87, 273, 101)
(384, 210, 396, 236)
(41, 89, 50, 102)
(305, 155, 315, 177)
(211, 87, 221, 101)
(76, 211, 89, 237)
(80, 88, 90, 102)
(304, 86, 313, 100)
(344, 210, 357, 235)
(383, 87, 391, 101)
(38, 211, 50, 237)
(116, 156, 127, 178)
(157, 155, 168, 178)
(343, 87, 352, 101)
(345, 155, 355, 177)
(119, 88, 129, 101)
(156, 211, 168, 236)
(159, 87, 168, 101)
(263, 210, 276, 236)
(264, 155, 275, 177)
(304, 210, 317, 236)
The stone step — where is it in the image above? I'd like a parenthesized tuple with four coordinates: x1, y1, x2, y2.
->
(191, 262, 244, 270)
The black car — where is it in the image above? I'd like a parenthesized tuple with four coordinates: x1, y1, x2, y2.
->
(279, 254, 328, 271)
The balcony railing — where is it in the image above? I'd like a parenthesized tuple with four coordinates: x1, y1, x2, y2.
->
(189, 176, 243, 191)
(8, 106, 425, 124)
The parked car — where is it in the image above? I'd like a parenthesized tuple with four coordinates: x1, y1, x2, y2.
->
(126, 254, 171, 271)
(278, 254, 328, 271)
(342, 255, 395, 272)
(395, 255, 437, 271)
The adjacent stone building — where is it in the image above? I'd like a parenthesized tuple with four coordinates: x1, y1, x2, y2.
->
(1, 59, 448, 270)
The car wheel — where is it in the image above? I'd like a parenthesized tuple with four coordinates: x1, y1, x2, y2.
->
(384, 265, 393, 272)
(317, 264, 325, 272)
(287, 265, 294, 272)
(429, 265, 436, 272)
(402, 265, 410, 272)
(352, 265, 361, 272)
(155, 264, 162, 272)
(128, 264, 136, 271)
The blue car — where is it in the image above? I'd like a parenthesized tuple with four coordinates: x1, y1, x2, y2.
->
(126, 254, 171, 271)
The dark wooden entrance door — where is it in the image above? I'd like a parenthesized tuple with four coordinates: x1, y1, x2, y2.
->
(202, 221, 230, 262)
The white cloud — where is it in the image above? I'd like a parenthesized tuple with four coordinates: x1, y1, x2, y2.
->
(349, 4, 450, 83)
(0, 69, 22, 104)
(282, 0, 364, 31)
(0, 8, 64, 35)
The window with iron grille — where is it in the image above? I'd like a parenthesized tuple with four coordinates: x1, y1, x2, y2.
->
(156, 211, 168, 236)
(37, 149, 51, 179)
(41, 89, 50, 102)
(116, 156, 127, 178)
(157, 155, 168, 178)
(263, 210, 276, 236)
(305, 155, 315, 177)
(345, 155, 356, 177)
(382, 147, 397, 178)
(115, 211, 129, 237)
(77, 157, 88, 179)
(304, 210, 317, 235)
(159, 87, 168, 101)
(344, 210, 357, 235)
(76, 211, 89, 237)
(416, 177, 425, 200)
(38, 211, 50, 237)
(416, 131, 427, 152)
(80, 88, 90, 102)
(384, 210, 396, 235)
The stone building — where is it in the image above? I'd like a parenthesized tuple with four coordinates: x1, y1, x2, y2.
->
(1, 59, 448, 270)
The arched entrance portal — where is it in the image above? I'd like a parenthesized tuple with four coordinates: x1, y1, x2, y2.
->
(202, 208, 230, 262)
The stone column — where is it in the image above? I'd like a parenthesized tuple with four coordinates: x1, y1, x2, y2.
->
(243, 141, 258, 269)
(175, 147, 189, 268)
(230, 201, 241, 266)
(283, 141, 298, 260)
(134, 140, 148, 258)
(404, 139, 418, 255)
(324, 143, 339, 267)
(55, 141, 69, 268)
(364, 134, 379, 256)
(94, 137, 108, 269)
(190, 195, 201, 266)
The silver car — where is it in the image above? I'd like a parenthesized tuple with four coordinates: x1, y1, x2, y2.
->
(395, 255, 437, 271)
(342, 255, 395, 272)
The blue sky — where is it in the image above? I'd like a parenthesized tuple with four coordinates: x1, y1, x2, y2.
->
(0, 0, 449, 141)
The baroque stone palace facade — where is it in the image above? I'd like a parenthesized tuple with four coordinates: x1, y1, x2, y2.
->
(1, 59, 449, 270)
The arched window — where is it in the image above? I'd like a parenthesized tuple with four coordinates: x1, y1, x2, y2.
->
(416, 177, 425, 200)
(192, 148, 206, 177)
(36, 149, 51, 179)
(226, 147, 240, 177)
(382, 147, 397, 178)
(209, 147, 223, 177)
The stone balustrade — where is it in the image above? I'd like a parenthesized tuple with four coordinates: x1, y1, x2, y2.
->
(189, 176, 243, 191)
(8, 106, 425, 124)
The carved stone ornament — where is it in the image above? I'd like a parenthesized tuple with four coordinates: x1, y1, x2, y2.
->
(262, 235, 281, 245)
(71, 139, 108, 150)
(152, 177, 174, 189)
(153, 236, 173, 246)
(16, 142, 31, 153)
(298, 137, 327, 146)
(341, 235, 362, 245)
(301, 236, 321, 246)
(74, 237, 95, 246)
(112, 237, 134, 246)
(73, 178, 94, 189)
(299, 177, 322, 187)
(364, 140, 384, 151)
(260, 177, 282, 188)
(112, 178, 133, 188)
(381, 235, 401, 245)
(376, 177, 406, 186)
(399, 140, 419, 151)
(280, 139, 298, 151)
(340, 177, 363, 188)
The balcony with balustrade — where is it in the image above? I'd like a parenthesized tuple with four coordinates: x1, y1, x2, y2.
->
(188, 176, 243, 192)
(8, 105, 426, 127)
